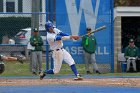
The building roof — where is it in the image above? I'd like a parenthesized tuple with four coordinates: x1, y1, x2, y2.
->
(114, 7, 140, 18)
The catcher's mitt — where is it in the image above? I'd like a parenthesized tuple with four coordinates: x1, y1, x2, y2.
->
(17, 56, 24, 64)
(71, 35, 80, 40)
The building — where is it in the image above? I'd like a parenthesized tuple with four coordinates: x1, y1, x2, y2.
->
(114, 6, 140, 72)
(0, 0, 46, 25)
(0, 0, 31, 13)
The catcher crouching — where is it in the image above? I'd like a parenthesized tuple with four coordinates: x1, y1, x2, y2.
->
(0, 54, 25, 74)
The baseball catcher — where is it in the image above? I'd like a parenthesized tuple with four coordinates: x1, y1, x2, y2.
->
(0, 54, 25, 74)
(39, 21, 83, 80)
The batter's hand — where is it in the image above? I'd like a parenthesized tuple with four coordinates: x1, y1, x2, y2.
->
(70, 35, 80, 40)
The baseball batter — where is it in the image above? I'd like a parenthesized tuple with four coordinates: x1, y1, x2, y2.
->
(39, 21, 83, 80)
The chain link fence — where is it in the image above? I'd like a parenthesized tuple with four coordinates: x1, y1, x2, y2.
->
(0, 0, 139, 78)
(0, 0, 114, 77)
(0, 0, 48, 76)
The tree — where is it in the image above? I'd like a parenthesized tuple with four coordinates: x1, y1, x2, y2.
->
(115, 0, 140, 7)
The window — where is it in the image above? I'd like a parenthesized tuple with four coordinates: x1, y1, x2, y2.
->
(40, 0, 42, 12)
(0, 0, 24, 13)
(6, 0, 15, 12)
(18, 0, 23, 12)
(0, 0, 3, 12)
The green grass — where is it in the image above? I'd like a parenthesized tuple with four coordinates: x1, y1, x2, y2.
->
(1, 61, 86, 76)
(1, 61, 140, 77)
(2, 61, 32, 76)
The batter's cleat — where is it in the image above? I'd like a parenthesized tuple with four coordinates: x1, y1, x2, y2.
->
(74, 74, 83, 81)
(39, 72, 46, 80)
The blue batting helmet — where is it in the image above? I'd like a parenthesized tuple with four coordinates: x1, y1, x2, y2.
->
(45, 21, 53, 31)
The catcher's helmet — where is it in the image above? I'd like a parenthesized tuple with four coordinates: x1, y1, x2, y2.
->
(45, 21, 53, 31)
(0, 62, 5, 74)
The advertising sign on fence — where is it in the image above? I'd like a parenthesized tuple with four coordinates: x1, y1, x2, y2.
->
(55, 0, 114, 65)
(46, 0, 114, 72)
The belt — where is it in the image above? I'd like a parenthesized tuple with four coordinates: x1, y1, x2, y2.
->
(56, 48, 63, 51)
(49, 48, 63, 52)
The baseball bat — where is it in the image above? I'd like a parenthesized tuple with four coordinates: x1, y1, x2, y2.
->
(81, 25, 106, 37)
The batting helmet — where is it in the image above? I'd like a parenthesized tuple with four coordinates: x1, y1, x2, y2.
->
(45, 21, 54, 31)
(0, 62, 5, 74)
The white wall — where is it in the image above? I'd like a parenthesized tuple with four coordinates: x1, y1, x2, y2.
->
(39, 0, 46, 26)
(23, 0, 32, 13)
